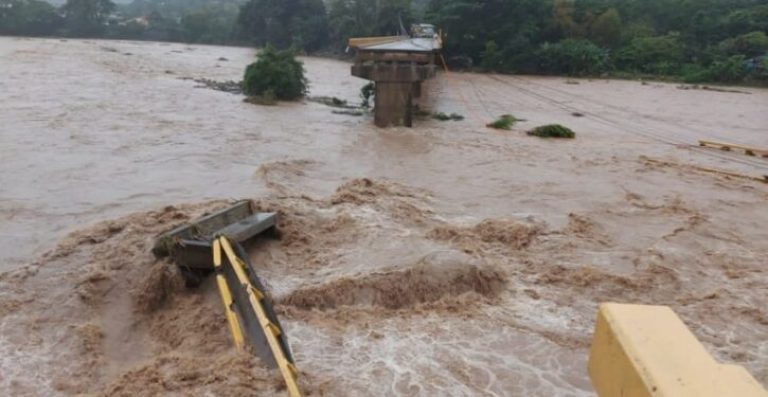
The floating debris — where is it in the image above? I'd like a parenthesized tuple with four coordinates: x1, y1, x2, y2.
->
(332, 109, 365, 116)
(181, 77, 243, 94)
(676, 84, 750, 94)
(307, 96, 357, 109)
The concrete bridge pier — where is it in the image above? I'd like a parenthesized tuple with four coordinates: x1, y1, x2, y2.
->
(352, 62, 436, 128)
(374, 82, 414, 127)
(412, 82, 422, 99)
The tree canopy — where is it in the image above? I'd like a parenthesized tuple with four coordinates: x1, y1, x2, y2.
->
(0, 0, 766, 84)
(0, 0, 62, 36)
(425, 0, 768, 83)
(61, 0, 115, 37)
(236, 0, 328, 51)
(243, 45, 308, 99)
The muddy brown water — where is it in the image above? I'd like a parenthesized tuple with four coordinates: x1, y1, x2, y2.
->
(1, 37, 767, 396)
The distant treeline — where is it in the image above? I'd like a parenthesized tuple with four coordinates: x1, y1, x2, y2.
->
(2, 0, 766, 84)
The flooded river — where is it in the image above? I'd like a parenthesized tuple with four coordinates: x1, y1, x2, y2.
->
(1, 37, 766, 396)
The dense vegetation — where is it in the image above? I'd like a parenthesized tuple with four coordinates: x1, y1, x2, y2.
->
(1, 0, 766, 84)
(427, 0, 768, 84)
(243, 45, 307, 100)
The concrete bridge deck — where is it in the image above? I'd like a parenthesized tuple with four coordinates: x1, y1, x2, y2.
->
(355, 37, 442, 53)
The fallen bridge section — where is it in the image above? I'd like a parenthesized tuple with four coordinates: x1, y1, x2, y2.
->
(349, 36, 441, 127)
(213, 236, 301, 397)
(152, 201, 301, 396)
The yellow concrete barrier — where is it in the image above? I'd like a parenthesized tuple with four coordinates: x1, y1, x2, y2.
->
(588, 303, 767, 397)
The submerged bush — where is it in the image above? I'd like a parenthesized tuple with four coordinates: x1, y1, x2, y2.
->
(243, 45, 307, 100)
(527, 124, 576, 139)
(487, 114, 519, 130)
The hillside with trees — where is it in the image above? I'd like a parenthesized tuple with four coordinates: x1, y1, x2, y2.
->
(426, 0, 768, 84)
(0, 0, 766, 84)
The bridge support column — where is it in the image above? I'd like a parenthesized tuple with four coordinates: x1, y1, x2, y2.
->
(412, 82, 421, 98)
(375, 82, 413, 127)
(352, 62, 435, 128)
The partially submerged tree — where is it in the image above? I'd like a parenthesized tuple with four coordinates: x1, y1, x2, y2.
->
(243, 45, 308, 101)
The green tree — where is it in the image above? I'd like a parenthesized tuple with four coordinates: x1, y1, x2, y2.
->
(707, 55, 749, 83)
(427, 0, 550, 71)
(0, 0, 62, 36)
(719, 31, 768, 58)
(61, 0, 115, 37)
(243, 45, 308, 100)
(480, 40, 504, 71)
(181, 6, 238, 44)
(237, 0, 329, 52)
(553, 0, 581, 38)
(589, 8, 622, 47)
(536, 38, 610, 76)
(327, 0, 412, 50)
(719, 5, 768, 39)
(616, 33, 685, 74)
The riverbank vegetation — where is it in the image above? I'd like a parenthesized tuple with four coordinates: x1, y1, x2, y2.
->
(1, 0, 765, 85)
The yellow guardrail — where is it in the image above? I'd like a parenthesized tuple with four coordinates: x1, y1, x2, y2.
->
(212, 238, 245, 349)
(213, 236, 302, 397)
